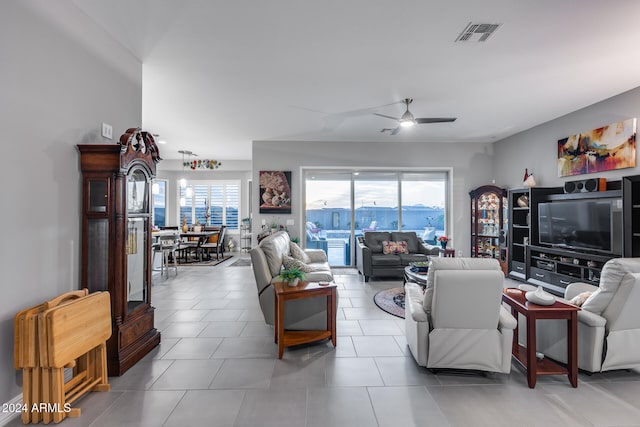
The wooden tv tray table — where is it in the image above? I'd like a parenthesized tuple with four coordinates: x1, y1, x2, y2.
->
(273, 281, 337, 359)
(502, 288, 580, 388)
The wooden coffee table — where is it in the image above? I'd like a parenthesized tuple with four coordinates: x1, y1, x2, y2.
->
(273, 281, 337, 359)
(502, 288, 580, 388)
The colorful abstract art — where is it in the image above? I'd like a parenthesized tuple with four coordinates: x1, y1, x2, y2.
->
(557, 118, 636, 177)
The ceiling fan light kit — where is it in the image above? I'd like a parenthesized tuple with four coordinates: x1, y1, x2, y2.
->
(374, 98, 456, 134)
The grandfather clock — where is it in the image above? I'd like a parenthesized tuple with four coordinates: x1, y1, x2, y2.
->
(78, 128, 162, 376)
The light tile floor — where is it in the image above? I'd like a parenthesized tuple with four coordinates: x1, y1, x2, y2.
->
(9, 256, 640, 427)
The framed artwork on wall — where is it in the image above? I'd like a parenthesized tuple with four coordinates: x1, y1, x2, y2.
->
(259, 171, 292, 214)
(557, 118, 637, 177)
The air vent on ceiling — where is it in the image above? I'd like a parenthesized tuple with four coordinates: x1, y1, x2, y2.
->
(455, 22, 502, 42)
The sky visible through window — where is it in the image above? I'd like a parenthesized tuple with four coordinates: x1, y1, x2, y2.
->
(306, 180, 445, 210)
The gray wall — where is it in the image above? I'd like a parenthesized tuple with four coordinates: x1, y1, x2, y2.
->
(252, 140, 497, 256)
(0, 2, 142, 404)
(493, 86, 640, 189)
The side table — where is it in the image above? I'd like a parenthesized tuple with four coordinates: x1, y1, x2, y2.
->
(273, 281, 337, 359)
(502, 288, 580, 388)
(443, 248, 455, 257)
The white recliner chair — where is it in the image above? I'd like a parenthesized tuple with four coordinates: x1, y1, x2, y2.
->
(536, 258, 640, 373)
(404, 257, 516, 373)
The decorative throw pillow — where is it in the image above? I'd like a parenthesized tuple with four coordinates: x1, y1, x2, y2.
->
(282, 255, 315, 273)
(382, 241, 409, 254)
(289, 241, 311, 263)
(382, 241, 397, 254)
(569, 291, 593, 307)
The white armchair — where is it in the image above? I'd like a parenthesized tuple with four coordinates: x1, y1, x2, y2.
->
(536, 258, 640, 373)
(405, 257, 516, 373)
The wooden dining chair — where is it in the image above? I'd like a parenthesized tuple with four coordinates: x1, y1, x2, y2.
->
(202, 225, 226, 260)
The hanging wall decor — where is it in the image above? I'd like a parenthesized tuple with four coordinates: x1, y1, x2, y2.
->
(259, 171, 292, 214)
(184, 159, 222, 170)
(557, 118, 636, 177)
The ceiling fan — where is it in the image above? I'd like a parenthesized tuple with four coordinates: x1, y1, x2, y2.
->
(375, 98, 456, 135)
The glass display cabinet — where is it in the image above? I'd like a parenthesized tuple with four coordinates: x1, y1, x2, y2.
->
(469, 185, 508, 275)
(78, 128, 162, 376)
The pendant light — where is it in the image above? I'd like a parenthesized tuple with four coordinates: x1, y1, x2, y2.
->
(178, 150, 196, 207)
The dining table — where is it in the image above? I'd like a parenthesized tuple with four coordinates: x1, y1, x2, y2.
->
(179, 230, 220, 262)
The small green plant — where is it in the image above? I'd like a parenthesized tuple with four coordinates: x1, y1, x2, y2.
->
(280, 267, 306, 282)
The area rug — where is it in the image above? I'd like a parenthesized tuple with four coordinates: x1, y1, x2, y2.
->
(177, 255, 233, 266)
(373, 287, 405, 319)
(230, 258, 252, 267)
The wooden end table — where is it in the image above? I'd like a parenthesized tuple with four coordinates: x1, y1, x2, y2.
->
(502, 288, 580, 388)
(273, 281, 337, 359)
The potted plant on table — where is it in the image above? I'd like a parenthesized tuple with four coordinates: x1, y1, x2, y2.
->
(280, 267, 306, 287)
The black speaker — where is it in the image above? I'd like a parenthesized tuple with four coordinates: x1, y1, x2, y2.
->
(499, 229, 508, 248)
(564, 178, 606, 193)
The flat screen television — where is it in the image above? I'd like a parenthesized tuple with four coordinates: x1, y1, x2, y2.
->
(538, 198, 622, 255)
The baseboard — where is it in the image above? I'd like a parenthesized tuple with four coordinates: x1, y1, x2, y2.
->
(0, 394, 22, 426)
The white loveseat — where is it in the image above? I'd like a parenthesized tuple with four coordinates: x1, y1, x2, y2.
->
(404, 257, 516, 373)
(250, 231, 334, 330)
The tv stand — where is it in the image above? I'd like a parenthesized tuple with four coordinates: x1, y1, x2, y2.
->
(507, 184, 626, 296)
(526, 246, 612, 296)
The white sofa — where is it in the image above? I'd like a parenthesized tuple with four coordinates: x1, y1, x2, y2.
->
(536, 258, 640, 373)
(249, 231, 334, 330)
(404, 257, 516, 373)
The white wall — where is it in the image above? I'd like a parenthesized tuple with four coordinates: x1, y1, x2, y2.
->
(493, 86, 640, 189)
(0, 1, 142, 404)
(252, 140, 497, 255)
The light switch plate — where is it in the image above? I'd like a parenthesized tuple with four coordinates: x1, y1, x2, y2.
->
(286, 219, 294, 226)
(101, 123, 113, 140)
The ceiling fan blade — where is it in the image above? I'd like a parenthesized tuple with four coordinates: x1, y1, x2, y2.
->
(415, 117, 457, 124)
(390, 127, 401, 135)
(374, 113, 400, 121)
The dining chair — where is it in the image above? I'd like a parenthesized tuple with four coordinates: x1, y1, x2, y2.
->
(153, 233, 179, 277)
(202, 225, 226, 260)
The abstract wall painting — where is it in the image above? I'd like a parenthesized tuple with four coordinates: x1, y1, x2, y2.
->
(557, 118, 636, 177)
(259, 171, 292, 214)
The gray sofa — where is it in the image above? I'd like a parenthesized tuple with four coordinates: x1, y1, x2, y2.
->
(356, 231, 441, 282)
(250, 231, 334, 330)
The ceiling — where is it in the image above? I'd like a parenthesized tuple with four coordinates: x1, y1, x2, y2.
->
(70, 0, 640, 160)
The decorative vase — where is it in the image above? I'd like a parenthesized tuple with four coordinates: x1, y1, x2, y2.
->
(287, 278, 300, 287)
(517, 194, 529, 208)
(193, 225, 202, 233)
(525, 286, 555, 306)
(440, 241, 447, 249)
(262, 188, 274, 204)
(182, 217, 188, 233)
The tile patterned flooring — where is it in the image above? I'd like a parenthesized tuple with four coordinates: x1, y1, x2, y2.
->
(9, 256, 640, 427)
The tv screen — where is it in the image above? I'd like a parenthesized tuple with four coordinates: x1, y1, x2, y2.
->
(538, 199, 622, 255)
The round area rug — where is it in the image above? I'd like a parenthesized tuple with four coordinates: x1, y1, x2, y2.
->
(373, 287, 405, 319)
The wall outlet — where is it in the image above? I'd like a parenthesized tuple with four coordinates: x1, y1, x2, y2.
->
(101, 123, 113, 140)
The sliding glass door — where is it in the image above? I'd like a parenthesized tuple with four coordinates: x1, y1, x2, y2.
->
(304, 170, 448, 267)
(305, 173, 352, 267)
(354, 172, 398, 234)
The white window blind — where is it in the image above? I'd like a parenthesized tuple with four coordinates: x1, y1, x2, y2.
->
(177, 181, 240, 229)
